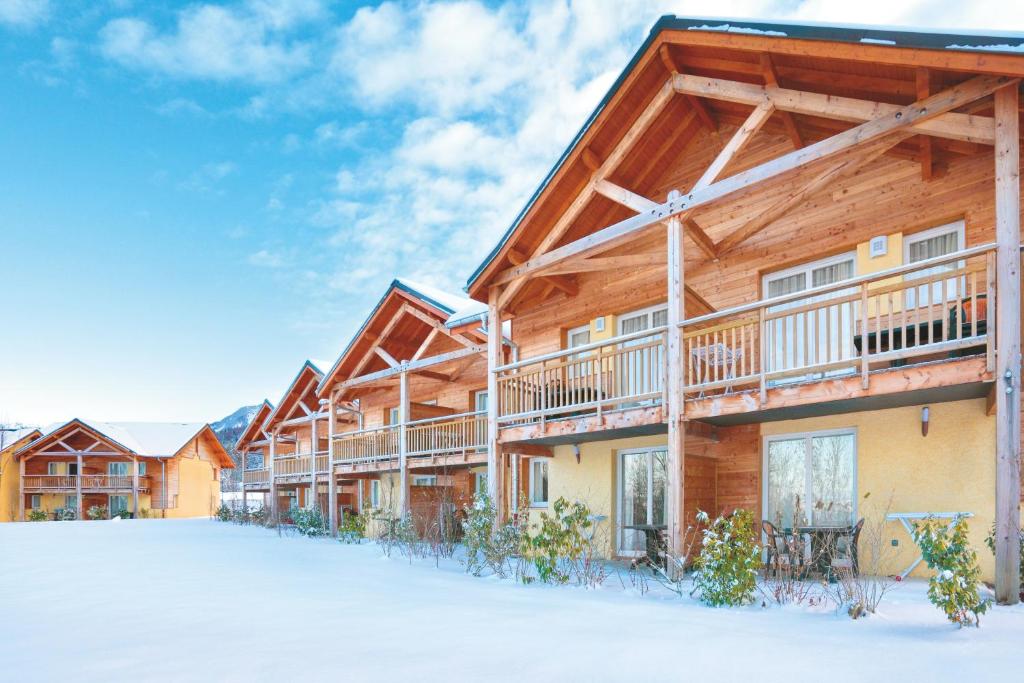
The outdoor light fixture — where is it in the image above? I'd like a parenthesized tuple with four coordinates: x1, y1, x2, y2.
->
(573, 444, 581, 464)
(921, 406, 930, 437)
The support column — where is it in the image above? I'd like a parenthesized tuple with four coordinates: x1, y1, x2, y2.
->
(309, 418, 318, 510)
(269, 430, 278, 522)
(241, 447, 248, 515)
(665, 190, 687, 563)
(398, 366, 410, 517)
(328, 393, 339, 536)
(994, 83, 1021, 605)
(75, 453, 83, 520)
(486, 287, 505, 523)
(132, 456, 139, 517)
(17, 456, 25, 521)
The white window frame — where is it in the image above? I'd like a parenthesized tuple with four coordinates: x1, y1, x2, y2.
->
(65, 495, 77, 509)
(528, 458, 549, 508)
(108, 461, 129, 476)
(474, 471, 487, 495)
(47, 462, 60, 476)
(615, 446, 668, 557)
(137, 461, 146, 477)
(903, 220, 966, 308)
(412, 475, 437, 487)
(369, 480, 381, 508)
(761, 428, 859, 530)
(30, 494, 42, 510)
(616, 303, 668, 336)
(109, 495, 128, 515)
(762, 250, 857, 297)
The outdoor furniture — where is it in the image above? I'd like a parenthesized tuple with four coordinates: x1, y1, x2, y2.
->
(886, 512, 973, 578)
(853, 318, 987, 365)
(762, 520, 802, 577)
(624, 523, 667, 567)
(828, 518, 864, 577)
(690, 343, 743, 395)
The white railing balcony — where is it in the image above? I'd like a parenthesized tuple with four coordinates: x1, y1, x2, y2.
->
(243, 468, 270, 485)
(407, 411, 487, 457)
(333, 425, 399, 464)
(273, 455, 311, 477)
(23, 475, 150, 491)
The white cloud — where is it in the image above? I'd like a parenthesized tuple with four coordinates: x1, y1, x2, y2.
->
(155, 97, 210, 117)
(99, 1, 323, 83)
(247, 248, 287, 268)
(0, 0, 49, 28)
(179, 161, 238, 194)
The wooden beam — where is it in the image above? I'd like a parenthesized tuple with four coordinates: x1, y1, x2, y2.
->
(660, 45, 716, 133)
(492, 74, 1015, 285)
(760, 52, 803, 148)
(402, 304, 479, 351)
(486, 288, 504, 523)
(503, 443, 554, 458)
(411, 369, 450, 382)
(673, 73, 997, 145)
(542, 252, 667, 276)
(692, 100, 775, 191)
(341, 345, 484, 389)
(410, 327, 440, 362)
(715, 134, 907, 255)
(917, 68, 933, 180)
(593, 178, 658, 212)
(685, 284, 716, 315)
(497, 79, 677, 310)
(685, 218, 719, 260)
(665, 188, 686, 561)
(993, 82, 1021, 606)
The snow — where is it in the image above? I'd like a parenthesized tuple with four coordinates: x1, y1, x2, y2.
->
(2, 521, 1021, 681)
(33, 420, 206, 457)
(861, 38, 897, 45)
(686, 24, 787, 37)
(395, 277, 477, 315)
(947, 43, 1024, 53)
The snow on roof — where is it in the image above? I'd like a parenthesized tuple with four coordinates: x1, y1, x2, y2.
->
(1, 427, 41, 452)
(37, 420, 207, 457)
(394, 278, 476, 315)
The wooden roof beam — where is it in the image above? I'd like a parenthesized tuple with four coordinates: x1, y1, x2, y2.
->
(660, 45, 717, 133)
(492, 74, 1015, 284)
(673, 73, 996, 145)
(542, 252, 667, 276)
(760, 53, 803, 148)
(917, 68, 934, 180)
(693, 100, 775, 191)
(497, 78, 678, 311)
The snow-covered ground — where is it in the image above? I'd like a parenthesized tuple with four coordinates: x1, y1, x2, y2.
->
(1, 520, 1021, 682)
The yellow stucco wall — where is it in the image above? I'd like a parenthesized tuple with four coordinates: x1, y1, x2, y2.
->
(164, 445, 221, 518)
(526, 434, 668, 558)
(761, 398, 1011, 581)
(0, 448, 17, 523)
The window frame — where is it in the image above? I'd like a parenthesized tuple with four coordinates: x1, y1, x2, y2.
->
(903, 220, 965, 265)
(30, 494, 42, 510)
(528, 458, 549, 508)
(369, 480, 381, 508)
(47, 462, 61, 476)
(412, 475, 437, 487)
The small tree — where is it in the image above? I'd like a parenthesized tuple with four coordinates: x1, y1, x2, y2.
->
(521, 497, 594, 585)
(912, 515, 989, 627)
(691, 509, 760, 607)
(28, 509, 47, 522)
(87, 505, 108, 520)
(216, 503, 232, 521)
(291, 505, 327, 537)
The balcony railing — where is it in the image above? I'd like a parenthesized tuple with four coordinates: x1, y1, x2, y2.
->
(492, 244, 997, 421)
(407, 411, 487, 457)
(334, 425, 399, 464)
(243, 468, 270, 485)
(494, 326, 667, 423)
(22, 475, 151, 491)
(273, 455, 311, 477)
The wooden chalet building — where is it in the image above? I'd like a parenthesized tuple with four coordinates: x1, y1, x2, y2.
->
(9, 419, 232, 520)
(460, 18, 1023, 603)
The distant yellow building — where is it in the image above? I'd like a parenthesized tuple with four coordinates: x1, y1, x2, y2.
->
(4, 419, 233, 521)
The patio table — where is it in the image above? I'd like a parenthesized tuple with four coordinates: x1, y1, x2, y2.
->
(623, 523, 667, 566)
(885, 511, 973, 578)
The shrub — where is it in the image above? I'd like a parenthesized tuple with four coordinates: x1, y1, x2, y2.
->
(55, 507, 76, 521)
(691, 509, 760, 607)
(461, 492, 520, 577)
(216, 503, 232, 522)
(984, 523, 1024, 600)
(339, 510, 366, 543)
(138, 508, 150, 519)
(114, 508, 132, 520)
(27, 509, 47, 522)
(87, 505, 108, 520)
(250, 504, 268, 526)
(291, 505, 327, 537)
(912, 515, 989, 627)
(521, 497, 594, 585)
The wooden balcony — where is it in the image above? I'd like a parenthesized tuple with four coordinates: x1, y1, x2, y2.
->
(495, 244, 997, 435)
(332, 412, 488, 472)
(242, 468, 270, 486)
(22, 475, 151, 492)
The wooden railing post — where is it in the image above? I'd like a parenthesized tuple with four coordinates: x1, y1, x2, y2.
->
(132, 456, 139, 517)
(309, 417, 318, 511)
(860, 283, 870, 389)
(17, 456, 25, 521)
(75, 453, 83, 520)
(993, 83, 1021, 605)
(398, 366, 410, 517)
(665, 190, 686, 565)
(269, 430, 278, 522)
(328, 392, 338, 535)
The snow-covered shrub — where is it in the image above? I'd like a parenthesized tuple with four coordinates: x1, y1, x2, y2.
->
(113, 508, 132, 520)
(216, 503, 232, 522)
(691, 509, 760, 607)
(824, 494, 900, 618)
(521, 497, 594, 585)
(371, 510, 418, 558)
(56, 507, 76, 521)
(984, 523, 1024, 600)
(461, 492, 524, 578)
(87, 505, 108, 520)
(249, 504, 268, 526)
(911, 515, 989, 627)
(27, 509, 47, 522)
(291, 506, 327, 537)
(338, 511, 367, 544)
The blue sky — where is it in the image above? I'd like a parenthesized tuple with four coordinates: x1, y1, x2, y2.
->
(0, 0, 1019, 426)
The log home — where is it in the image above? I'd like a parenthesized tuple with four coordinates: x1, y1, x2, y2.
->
(315, 279, 520, 535)
(12, 419, 232, 520)
(463, 18, 1023, 603)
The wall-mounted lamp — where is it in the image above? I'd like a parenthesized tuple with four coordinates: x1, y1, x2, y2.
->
(921, 406, 930, 437)
(573, 444, 581, 464)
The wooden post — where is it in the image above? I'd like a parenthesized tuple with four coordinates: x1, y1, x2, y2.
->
(17, 456, 25, 521)
(241, 447, 248, 515)
(486, 287, 505, 524)
(398, 366, 410, 517)
(132, 456, 139, 517)
(269, 430, 278, 522)
(665, 190, 687, 563)
(328, 393, 338, 536)
(993, 83, 1021, 605)
(75, 453, 83, 520)
(309, 419, 318, 510)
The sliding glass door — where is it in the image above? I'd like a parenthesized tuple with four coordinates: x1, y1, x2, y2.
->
(617, 448, 667, 555)
(764, 431, 856, 529)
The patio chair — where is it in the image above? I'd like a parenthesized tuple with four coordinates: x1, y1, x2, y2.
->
(829, 518, 865, 577)
(762, 520, 800, 577)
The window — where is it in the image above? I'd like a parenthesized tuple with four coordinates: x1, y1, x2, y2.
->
(109, 495, 128, 516)
(138, 462, 146, 476)
(566, 324, 592, 380)
(108, 462, 129, 476)
(412, 475, 437, 487)
(65, 495, 77, 510)
(388, 407, 400, 425)
(474, 472, 487, 495)
(473, 391, 488, 413)
(904, 221, 965, 308)
(528, 458, 549, 507)
(617, 448, 668, 555)
(67, 462, 78, 476)
(764, 430, 856, 529)
(30, 494, 41, 510)
(369, 480, 381, 508)
(47, 462, 60, 475)
(617, 304, 668, 403)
